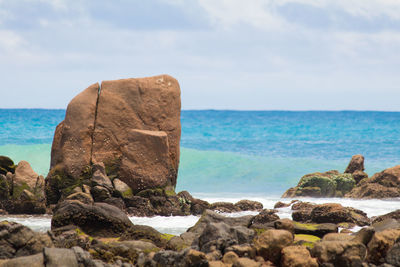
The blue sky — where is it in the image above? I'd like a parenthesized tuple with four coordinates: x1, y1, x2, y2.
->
(1, 0, 400, 110)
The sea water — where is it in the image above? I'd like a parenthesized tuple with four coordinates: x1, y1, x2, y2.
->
(1, 109, 400, 234)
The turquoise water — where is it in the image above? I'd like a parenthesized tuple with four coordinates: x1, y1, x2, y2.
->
(0, 109, 399, 195)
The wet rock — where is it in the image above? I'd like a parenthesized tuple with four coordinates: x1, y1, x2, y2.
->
(345, 154, 365, 174)
(211, 202, 240, 213)
(310, 203, 370, 226)
(253, 229, 293, 264)
(234, 200, 263, 211)
(274, 200, 297, 209)
(125, 196, 154, 217)
(372, 210, 400, 225)
(291, 201, 316, 211)
(281, 245, 318, 267)
(249, 209, 279, 229)
(312, 240, 367, 267)
(292, 209, 312, 222)
(51, 200, 133, 237)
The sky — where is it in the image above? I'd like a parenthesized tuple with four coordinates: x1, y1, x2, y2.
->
(0, 0, 400, 110)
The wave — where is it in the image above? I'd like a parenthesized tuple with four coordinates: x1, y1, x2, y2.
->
(0, 144, 397, 195)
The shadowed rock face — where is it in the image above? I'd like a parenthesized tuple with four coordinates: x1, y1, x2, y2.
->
(46, 75, 181, 203)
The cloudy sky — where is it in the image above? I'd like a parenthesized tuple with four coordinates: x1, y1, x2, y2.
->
(1, 0, 400, 110)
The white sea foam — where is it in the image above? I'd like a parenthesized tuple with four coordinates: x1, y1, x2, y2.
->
(0, 196, 399, 234)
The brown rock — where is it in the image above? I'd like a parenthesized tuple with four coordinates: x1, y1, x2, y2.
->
(250, 209, 280, 229)
(47, 75, 181, 203)
(92, 75, 181, 193)
(345, 182, 400, 199)
(281, 246, 318, 267)
(352, 170, 368, 184)
(13, 161, 40, 190)
(291, 201, 316, 211)
(65, 192, 93, 205)
(211, 202, 240, 213)
(233, 257, 261, 267)
(274, 219, 295, 234)
(234, 199, 263, 211)
(370, 165, 400, 187)
(312, 240, 367, 267)
(253, 229, 293, 264)
(222, 251, 239, 265)
(367, 229, 400, 264)
(344, 154, 365, 174)
(310, 203, 370, 226)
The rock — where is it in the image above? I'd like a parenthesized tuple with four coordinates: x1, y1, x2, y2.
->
(353, 170, 368, 184)
(281, 246, 318, 267)
(177, 191, 210, 215)
(310, 203, 370, 226)
(386, 241, 400, 266)
(372, 210, 400, 225)
(65, 192, 93, 205)
(346, 182, 400, 199)
(293, 221, 338, 238)
(225, 244, 256, 259)
(274, 200, 297, 209)
(233, 257, 260, 267)
(322, 233, 353, 242)
(222, 251, 239, 264)
(90, 185, 111, 202)
(249, 209, 279, 229)
(119, 224, 167, 248)
(13, 161, 40, 191)
(253, 229, 293, 264)
(292, 201, 316, 211)
(372, 218, 400, 232)
(50, 225, 92, 250)
(274, 219, 295, 234)
(0, 156, 15, 175)
(103, 197, 126, 210)
(51, 201, 134, 237)
(211, 202, 240, 213)
(43, 247, 78, 267)
(370, 165, 400, 188)
(234, 200, 263, 211)
(0, 221, 53, 259)
(345, 154, 365, 174)
(367, 229, 400, 264)
(292, 210, 312, 222)
(188, 210, 253, 236)
(312, 240, 367, 267)
(293, 234, 320, 248)
(47, 75, 181, 204)
(282, 170, 356, 198)
(352, 227, 375, 245)
(113, 178, 133, 199)
(197, 222, 255, 253)
(184, 249, 208, 267)
(91, 169, 113, 191)
(125, 196, 154, 216)
(0, 253, 44, 267)
(0, 174, 10, 200)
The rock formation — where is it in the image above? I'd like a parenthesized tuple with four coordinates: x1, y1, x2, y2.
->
(45, 75, 181, 205)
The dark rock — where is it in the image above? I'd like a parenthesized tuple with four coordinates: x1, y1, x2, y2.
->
(90, 185, 111, 202)
(292, 209, 312, 222)
(120, 224, 167, 248)
(43, 247, 78, 267)
(367, 229, 400, 264)
(103, 197, 126, 210)
(292, 201, 316, 211)
(352, 227, 375, 245)
(198, 221, 255, 253)
(125, 196, 154, 217)
(346, 182, 400, 199)
(51, 201, 133, 237)
(372, 219, 400, 232)
(0, 156, 15, 175)
(249, 209, 279, 229)
(345, 154, 365, 174)
(211, 202, 240, 213)
(274, 219, 295, 235)
(91, 169, 113, 191)
(0, 221, 53, 259)
(310, 203, 370, 226)
(274, 200, 295, 209)
(225, 244, 256, 259)
(234, 200, 263, 211)
(372, 210, 400, 225)
(386, 242, 400, 266)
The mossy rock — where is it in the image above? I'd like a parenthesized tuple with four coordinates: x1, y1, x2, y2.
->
(12, 182, 31, 199)
(136, 188, 164, 198)
(293, 221, 338, 238)
(104, 158, 121, 180)
(121, 188, 133, 198)
(0, 175, 10, 200)
(120, 225, 167, 248)
(294, 234, 321, 248)
(45, 164, 87, 205)
(331, 173, 355, 195)
(0, 156, 15, 174)
(160, 233, 175, 242)
(298, 174, 336, 196)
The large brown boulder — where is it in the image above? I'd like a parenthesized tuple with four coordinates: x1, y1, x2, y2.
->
(281, 246, 318, 267)
(253, 229, 293, 264)
(46, 75, 181, 204)
(310, 203, 370, 226)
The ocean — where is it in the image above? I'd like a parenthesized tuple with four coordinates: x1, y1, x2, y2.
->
(1, 109, 400, 234)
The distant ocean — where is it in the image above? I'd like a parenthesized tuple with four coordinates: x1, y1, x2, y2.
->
(1, 109, 400, 233)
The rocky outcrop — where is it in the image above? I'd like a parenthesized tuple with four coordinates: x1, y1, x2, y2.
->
(282, 170, 356, 198)
(51, 200, 134, 237)
(0, 159, 46, 214)
(346, 165, 400, 198)
(46, 75, 181, 206)
(309, 203, 370, 226)
(344, 154, 365, 174)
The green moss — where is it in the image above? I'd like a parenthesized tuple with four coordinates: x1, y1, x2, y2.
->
(293, 222, 318, 231)
(294, 234, 320, 248)
(137, 188, 164, 198)
(164, 189, 176, 197)
(298, 174, 336, 196)
(253, 228, 267, 235)
(75, 228, 94, 242)
(332, 173, 355, 195)
(12, 182, 30, 199)
(104, 158, 121, 180)
(121, 188, 133, 198)
(161, 233, 175, 241)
